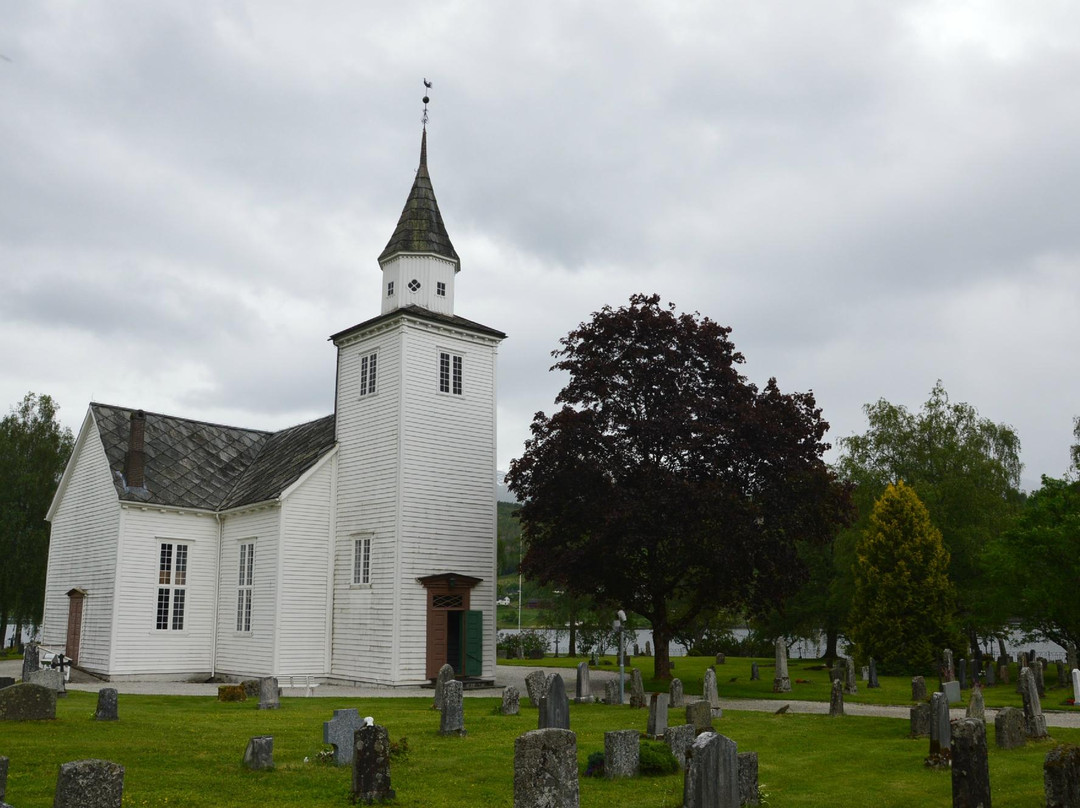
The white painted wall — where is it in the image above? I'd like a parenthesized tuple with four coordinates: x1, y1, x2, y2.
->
(380, 254, 457, 316)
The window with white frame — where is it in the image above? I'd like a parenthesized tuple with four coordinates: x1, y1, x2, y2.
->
(236, 542, 254, 632)
(353, 535, 371, 585)
(439, 351, 463, 395)
(359, 351, 377, 396)
(156, 542, 188, 630)
(436, 281, 446, 297)
(387, 280, 394, 297)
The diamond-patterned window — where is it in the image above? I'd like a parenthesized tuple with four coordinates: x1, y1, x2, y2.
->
(432, 594, 464, 609)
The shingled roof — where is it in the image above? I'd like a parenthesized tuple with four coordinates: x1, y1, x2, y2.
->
(330, 304, 507, 344)
(378, 128, 460, 264)
(90, 403, 336, 511)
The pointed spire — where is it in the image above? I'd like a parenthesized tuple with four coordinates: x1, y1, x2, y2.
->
(378, 128, 459, 264)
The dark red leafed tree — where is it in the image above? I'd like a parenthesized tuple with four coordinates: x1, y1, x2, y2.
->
(506, 294, 850, 679)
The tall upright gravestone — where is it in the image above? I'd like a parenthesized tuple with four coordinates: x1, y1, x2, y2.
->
(670, 678, 684, 708)
(514, 728, 578, 808)
(434, 663, 454, 711)
(772, 639, 791, 693)
(1044, 744, 1080, 808)
(684, 732, 739, 808)
(323, 709, 363, 766)
(647, 692, 669, 739)
(844, 656, 858, 695)
(951, 718, 991, 808)
(929, 692, 951, 757)
(539, 674, 570, 730)
(21, 642, 39, 683)
(629, 668, 647, 709)
(703, 668, 721, 717)
(440, 680, 466, 736)
(353, 724, 396, 804)
(829, 678, 844, 717)
(574, 662, 593, 704)
(1019, 666, 1049, 740)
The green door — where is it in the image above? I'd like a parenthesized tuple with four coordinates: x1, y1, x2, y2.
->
(464, 610, 484, 676)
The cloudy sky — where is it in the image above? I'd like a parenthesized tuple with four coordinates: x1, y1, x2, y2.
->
(2, 2, 1078, 491)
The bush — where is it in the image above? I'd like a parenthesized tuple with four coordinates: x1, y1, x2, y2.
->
(638, 740, 678, 776)
(584, 751, 605, 777)
(689, 627, 773, 658)
(497, 630, 550, 659)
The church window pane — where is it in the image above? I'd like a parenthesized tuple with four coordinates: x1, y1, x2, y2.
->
(155, 542, 188, 630)
(387, 281, 394, 297)
(353, 535, 371, 585)
(237, 542, 254, 632)
(360, 352, 377, 396)
(437, 281, 446, 297)
(439, 352, 463, 395)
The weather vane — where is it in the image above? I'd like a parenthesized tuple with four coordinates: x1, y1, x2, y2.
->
(422, 78, 432, 126)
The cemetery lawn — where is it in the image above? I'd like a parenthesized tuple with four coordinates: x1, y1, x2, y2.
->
(3, 689, 1078, 807)
(501, 655, 1080, 712)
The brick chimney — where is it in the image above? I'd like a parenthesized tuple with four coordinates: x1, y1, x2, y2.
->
(124, 410, 146, 489)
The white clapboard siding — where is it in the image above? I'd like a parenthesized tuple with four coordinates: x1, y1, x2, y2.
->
(380, 254, 457, 316)
(108, 507, 219, 675)
(41, 413, 121, 674)
(213, 506, 281, 678)
(275, 452, 335, 676)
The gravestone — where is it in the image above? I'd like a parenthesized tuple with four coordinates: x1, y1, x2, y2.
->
(95, 688, 119, 721)
(258, 676, 280, 710)
(605, 729, 640, 778)
(440, 680, 466, 736)
(1044, 743, 1080, 808)
(217, 684, 246, 702)
(830, 663, 844, 688)
(998, 664, 1009, 686)
(686, 700, 713, 735)
(539, 674, 570, 730)
(684, 732, 739, 808)
(1019, 666, 1049, 739)
(994, 706, 1026, 750)
(1035, 660, 1047, 698)
(21, 642, 39, 682)
(604, 679, 620, 705)
(238, 679, 259, 698)
(867, 658, 880, 688)
(1056, 661, 1066, 690)
(0, 755, 7, 806)
(629, 668, 646, 709)
(353, 724, 395, 804)
(434, 663, 454, 711)
(0, 682, 56, 720)
(715, 653, 725, 665)
(985, 663, 996, 686)
(738, 751, 759, 807)
(844, 657, 858, 695)
(829, 678, 844, 717)
(27, 667, 65, 696)
(1072, 669, 1080, 706)
(958, 658, 967, 690)
(670, 678, 684, 708)
(703, 668, 721, 717)
(54, 759, 124, 808)
(1069, 645, 1079, 673)
(0, 677, 14, 690)
(243, 736, 274, 771)
(772, 638, 791, 693)
(644, 641, 651, 656)
(323, 708, 363, 766)
(514, 728, 578, 808)
(665, 723, 696, 769)
(943, 680, 961, 704)
(634, 644, 641, 656)
(861, 665, 869, 682)
(750, 662, 759, 681)
(912, 676, 927, 702)
(942, 648, 955, 682)
(910, 703, 931, 738)
(574, 662, 593, 704)
(525, 670, 548, 708)
(951, 718, 991, 808)
(929, 692, 951, 756)
(502, 686, 521, 716)
(647, 692, 669, 739)
(965, 684, 985, 723)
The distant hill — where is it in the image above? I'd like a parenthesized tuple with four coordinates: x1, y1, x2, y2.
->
(497, 469, 517, 503)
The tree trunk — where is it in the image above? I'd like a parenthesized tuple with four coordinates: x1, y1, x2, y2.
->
(568, 627, 577, 657)
(0, 613, 7, 651)
(969, 629, 982, 666)
(824, 627, 839, 665)
(997, 636, 1008, 663)
(652, 625, 673, 680)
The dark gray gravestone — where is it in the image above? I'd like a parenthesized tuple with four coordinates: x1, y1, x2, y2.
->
(1020, 666, 1049, 740)
(240, 679, 260, 698)
(867, 658, 880, 688)
(912, 676, 927, 701)
(669, 677, 684, 707)
(829, 678, 844, 717)
(1044, 744, 1080, 808)
(242, 736, 274, 771)
(684, 732, 739, 808)
(965, 684, 985, 723)
(440, 680, 466, 736)
(686, 700, 713, 735)
(772, 639, 791, 693)
(257, 677, 280, 710)
(958, 658, 968, 690)
(951, 718, 991, 808)
(0, 677, 14, 689)
(27, 668, 65, 696)
(942, 648, 955, 682)
(21, 642, 39, 682)
(323, 709, 363, 766)
(998, 664, 1009, 686)
(703, 668, 721, 717)
(604, 679, 620, 705)
(629, 668, 646, 709)
(985, 663, 996, 686)
(844, 657, 858, 695)
(605, 729, 639, 778)
(645, 641, 651, 656)
(95, 688, 119, 721)
(0, 682, 56, 720)
(574, 662, 593, 703)
(0, 755, 7, 805)
(514, 728, 578, 808)
(910, 703, 931, 738)
(929, 692, 951, 756)
(434, 663, 454, 711)
(647, 692, 669, 739)
(54, 759, 124, 808)
(1056, 661, 1065, 690)
(830, 663, 845, 689)
(738, 751, 759, 807)
(994, 707, 1026, 750)
(715, 653, 725, 665)
(750, 662, 760, 681)
(524, 669, 548, 708)
(1035, 660, 1046, 698)
(665, 723, 696, 770)
(538, 674, 570, 730)
(501, 686, 520, 716)
(352, 724, 395, 804)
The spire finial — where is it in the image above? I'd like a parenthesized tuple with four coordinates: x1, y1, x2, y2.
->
(422, 78, 432, 127)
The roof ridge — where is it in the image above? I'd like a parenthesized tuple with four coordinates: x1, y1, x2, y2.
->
(89, 402, 274, 436)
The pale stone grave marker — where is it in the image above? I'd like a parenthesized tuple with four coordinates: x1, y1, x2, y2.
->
(669, 677, 684, 707)
(605, 730, 639, 778)
(951, 718, 991, 808)
(844, 657, 858, 695)
(603, 679, 620, 705)
(21, 642, 39, 682)
(525, 669, 548, 708)
(323, 708, 363, 766)
(629, 668, 646, 709)
(258, 676, 280, 710)
(514, 728, 578, 808)
(829, 678, 844, 717)
(665, 723, 696, 769)
(965, 683, 985, 722)
(703, 668, 721, 717)
(574, 662, 593, 703)
(54, 759, 124, 808)
(929, 692, 951, 757)
(1072, 668, 1080, 706)
(27, 667, 65, 696)
(1020, 666, 1049, 739)
(738, 751, 759, 808)
(994, 706, 1026, 749)
(0, 682, 56, 721)
(440, 680, 466, 736)
(772, 638, 790, 693)
(502, 686, 521, 716)
(943, 680, 961, 704)
(912, 675, 927, 701)
(686, 700, 712, 735)
(910, 703, 931, 738)
(353, 724, 396, 804)
(434, 663, 454, 711)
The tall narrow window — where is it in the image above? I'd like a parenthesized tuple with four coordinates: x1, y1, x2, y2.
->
(439, 351, 463, 395)
(387, 280, 394, 297)
(359, 352, 377, 396)
(156, 542, 188, 630)
(236, 542, 254, 632)
(353, 535, 371, 585)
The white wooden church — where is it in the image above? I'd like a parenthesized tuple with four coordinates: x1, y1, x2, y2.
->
(40, 128, 506, 685)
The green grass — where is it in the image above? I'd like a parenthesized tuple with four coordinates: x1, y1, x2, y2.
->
(2, 660, 1076, 807)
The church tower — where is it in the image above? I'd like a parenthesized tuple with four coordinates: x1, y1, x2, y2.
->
(329, 116, 506, 686)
